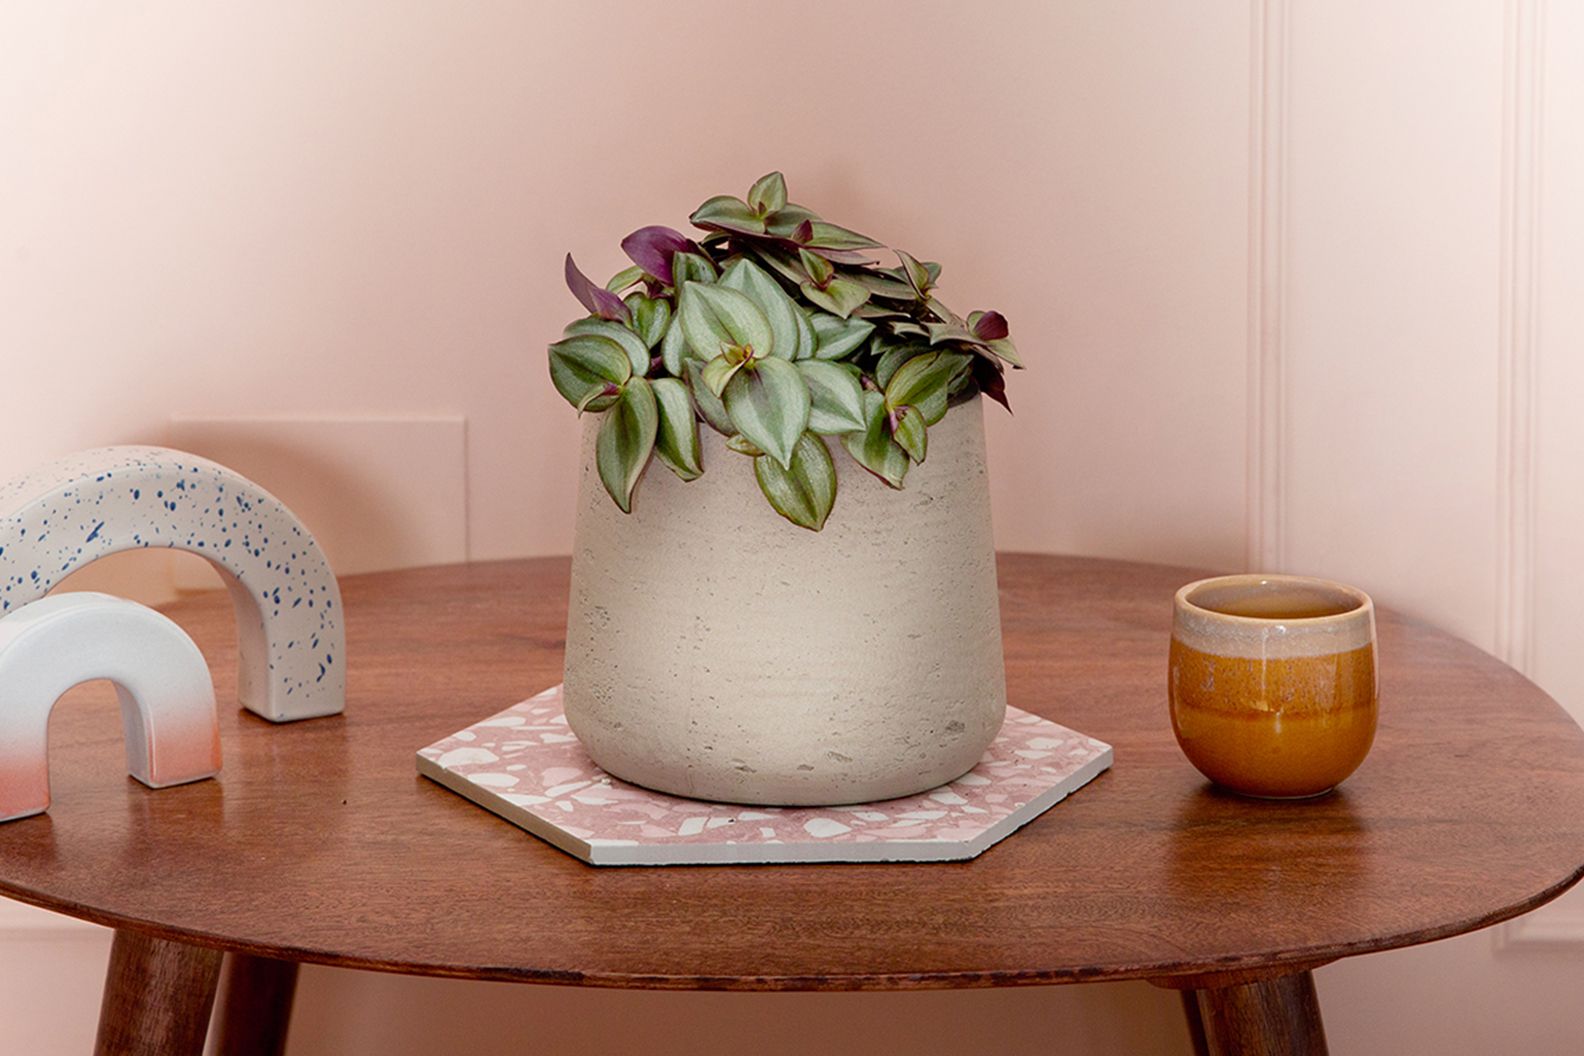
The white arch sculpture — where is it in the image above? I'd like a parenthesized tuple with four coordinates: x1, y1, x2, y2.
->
(0, 446, 344, 723)
(0, 593, 221, 822)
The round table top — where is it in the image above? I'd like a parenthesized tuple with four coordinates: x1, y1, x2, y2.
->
(2, 555, 1582, 991)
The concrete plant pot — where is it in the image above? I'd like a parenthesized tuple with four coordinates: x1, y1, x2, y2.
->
(561, 396, 1007, 805)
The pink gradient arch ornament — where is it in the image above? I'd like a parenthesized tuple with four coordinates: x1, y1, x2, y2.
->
(0, 446, 344, 723)
(0, 593, 221, 822)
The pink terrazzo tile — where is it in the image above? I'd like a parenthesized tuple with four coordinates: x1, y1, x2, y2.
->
(416, 685, 1112, 866)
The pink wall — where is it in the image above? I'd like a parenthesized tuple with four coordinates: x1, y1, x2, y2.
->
(3, 2, 1583, 1054)
(1, 0, 1251, 572)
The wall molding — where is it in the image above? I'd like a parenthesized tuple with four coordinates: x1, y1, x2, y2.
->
(1245, 0, 1290, 573)
(1495, 0, 1563, 953)
(1495, 0, 1544, 676)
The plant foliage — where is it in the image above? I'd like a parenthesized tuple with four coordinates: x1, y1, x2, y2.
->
(548, 173, 1021, 530)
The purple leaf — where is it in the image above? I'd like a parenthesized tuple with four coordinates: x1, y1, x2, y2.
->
(973, 357, 1011, 413)
(972, 310, 1010, 341)
(793, 219, 814, 244)
(620, 226, 692, 286)
(565, 254, 632, 323)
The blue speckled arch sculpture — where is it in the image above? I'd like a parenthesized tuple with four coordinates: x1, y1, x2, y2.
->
(0, 446, 344, 722)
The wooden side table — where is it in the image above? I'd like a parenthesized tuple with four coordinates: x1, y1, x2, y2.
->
(1, 555, 1580, 1055)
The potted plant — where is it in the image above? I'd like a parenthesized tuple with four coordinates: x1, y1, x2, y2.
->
(549, 173, 1022, 806)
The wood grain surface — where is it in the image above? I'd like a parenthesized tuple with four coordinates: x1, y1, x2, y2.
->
(0, 555, 1581, 991)
(1191, 971, 1328, 1056)
(93, 930, 222, 1055)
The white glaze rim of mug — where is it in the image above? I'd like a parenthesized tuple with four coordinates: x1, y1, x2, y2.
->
(1172, 574, 1375, 659)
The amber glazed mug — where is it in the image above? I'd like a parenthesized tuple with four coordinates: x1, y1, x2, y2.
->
(1168, 574, 1379, 799)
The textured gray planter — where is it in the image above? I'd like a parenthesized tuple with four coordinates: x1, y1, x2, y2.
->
(562, 396, 1007, 805)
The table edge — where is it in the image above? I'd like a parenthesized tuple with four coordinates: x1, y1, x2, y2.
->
(2, 553, 1580, 990)
(1, 856, 1578, 991)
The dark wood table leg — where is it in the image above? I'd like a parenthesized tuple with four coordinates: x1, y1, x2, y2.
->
(1187, 970, 1328, 1056)
(94, 929, 223, 1056)
(212, 952, 301, 1056)
(1181, 990, 1212, 1056)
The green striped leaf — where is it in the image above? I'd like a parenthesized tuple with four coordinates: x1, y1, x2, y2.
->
(679, 282, 775, 361)
(800, 277, 870, 319)
(896, 249, 934, 298)
(685, 360, 735, 435)
(801, 221, 882, 251)
(764, 203, 819, 239)
(809, 313, 875, 361)
(605, 265, 645, 293)
(747, 172, 787, 215)
(873, 342, 928, 389)
(841, 391, 909, 489)
(793, 305, 817, 360)
(548, 333, 631, 412)
(755, 433, 837, 531)
(723, 357, 810, 469)
(746, 243, 809, 286)
(596, 378, 658, 513)
(720, 258, 799, 360)
(700, 353, 747, 398)
(564, 318, 649, 377)
(846, 269, 917, 300)
(798, 248, 835, 286)
(885, 350, 971, 425)
(651, 377, 702, 481)
(671, 251, 718, 287)
(660, 311, 691, 376)
(625, 293, 671, 351)
(690, 195, 766, 236)
(892, 405, 927, 463)
(797, 360, 867, 435)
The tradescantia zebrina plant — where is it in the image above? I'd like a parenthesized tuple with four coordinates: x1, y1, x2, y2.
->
(547, 172, 1022, 531)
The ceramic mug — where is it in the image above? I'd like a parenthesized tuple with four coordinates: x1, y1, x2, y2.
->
(1168, 574, 1379, 799)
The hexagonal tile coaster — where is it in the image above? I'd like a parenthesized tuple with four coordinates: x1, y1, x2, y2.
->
(416, 685, 1113, 866)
